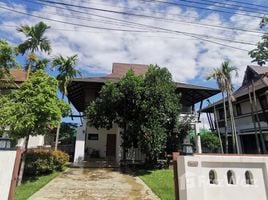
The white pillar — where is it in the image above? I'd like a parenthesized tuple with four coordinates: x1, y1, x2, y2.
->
(195, 122, 202, 154)
(73, 125, 85, 163)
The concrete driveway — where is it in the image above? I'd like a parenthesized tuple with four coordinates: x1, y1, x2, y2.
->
(29, 168, 160, 200)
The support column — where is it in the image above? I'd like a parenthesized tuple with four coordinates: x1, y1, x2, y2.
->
(73, 123, 86, 163)
(195, 121, 202, 153)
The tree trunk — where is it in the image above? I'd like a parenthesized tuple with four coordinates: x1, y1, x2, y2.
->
(227, 92, 239, 154)
(55, 93, 64, 151)
(213, 105, 224, 153)
(54, 122, 61, 151)
(227, 93, 236, 153)
(17, 135, 30, 186)
(222, 92, 228, 153)
(248, 86, 261, 154)
(252, 81, 267, 153)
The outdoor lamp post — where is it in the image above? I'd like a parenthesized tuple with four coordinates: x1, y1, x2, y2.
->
(0, 138, 11, 149)
(182, 140, 194, 155)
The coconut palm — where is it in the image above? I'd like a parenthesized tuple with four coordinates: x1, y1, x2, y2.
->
(17, 21, 51, 78)
(207, 68, 229, 153)
(207, 61, 238, 153)
(52, 54, 81, 149)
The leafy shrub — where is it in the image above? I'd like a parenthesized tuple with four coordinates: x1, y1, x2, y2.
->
(51, 150, 69, 171)
(25, 149, 69, 176)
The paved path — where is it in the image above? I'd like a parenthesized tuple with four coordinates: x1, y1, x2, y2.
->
(29, 168, 160, 200)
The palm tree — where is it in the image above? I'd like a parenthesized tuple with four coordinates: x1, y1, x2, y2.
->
(52, 54, 81, 150)
(207, 61, 238, 153)
(220, 61, 239, 153)
(17, 21, 51, 78)
(207, 68, 229, 153)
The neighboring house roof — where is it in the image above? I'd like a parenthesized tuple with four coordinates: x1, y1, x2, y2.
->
(68, 63, 220, 112)
(201, 65, 268, 112)
(0, 69, 27, 89)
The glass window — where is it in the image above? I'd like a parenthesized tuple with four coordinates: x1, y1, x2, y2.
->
(88, 134, 99, 140)
(236, 103, 242, 116)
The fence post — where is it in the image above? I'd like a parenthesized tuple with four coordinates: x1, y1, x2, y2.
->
(8, 148, 24, 200)
(173, 152, 180, 200)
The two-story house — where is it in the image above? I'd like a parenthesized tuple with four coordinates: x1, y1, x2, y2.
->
(67, 63, 220, 164)
(202, 65, 268, 154)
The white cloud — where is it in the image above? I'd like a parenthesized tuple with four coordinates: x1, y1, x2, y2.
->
(0, 0, 264, 84)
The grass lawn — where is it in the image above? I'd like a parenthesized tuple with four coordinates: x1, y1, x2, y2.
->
(138, 169, 174, 200)
(15, 171, 61, 200)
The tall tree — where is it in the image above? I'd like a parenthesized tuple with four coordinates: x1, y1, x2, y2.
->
(207, 67, 229, 153)
(52, 54, 81, 150)
(17, 21, 51, 77)
(0, 70, 70, 184)
(207, 61, 238, 153)
(86, 65, 180, 166)
(0, 39, 20, 89)
(249, 17, 268, 65)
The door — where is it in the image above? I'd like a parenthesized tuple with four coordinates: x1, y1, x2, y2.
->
(106, 134, 116, 160)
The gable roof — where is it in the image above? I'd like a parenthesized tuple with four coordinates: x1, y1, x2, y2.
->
(68, 63, 220, 112)
(201, 65, 268, 112)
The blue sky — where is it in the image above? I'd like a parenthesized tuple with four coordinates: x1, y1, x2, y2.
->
(0, 0, 267, 125)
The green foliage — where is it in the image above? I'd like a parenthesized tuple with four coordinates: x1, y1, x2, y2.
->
(59, 122, 77, 141)
(52, 54, 81, 96)
(25, 149, 69, 176)
(86, 65, 180, 165)
(15, 171, 61, 200)
(249, 17, 268, 65)
(17, 21, 51, 55)
(138, 169, 174, 200)
(200, 129, 220, 152)
(0, 39, 19, 81)
(0, 70, 70, 139)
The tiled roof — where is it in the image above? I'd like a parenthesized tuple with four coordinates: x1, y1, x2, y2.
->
(201, 65, 268, 112)
(107, 63, 149, 78)
(1, 69, 27, 83)
(248, 65, 268, 75)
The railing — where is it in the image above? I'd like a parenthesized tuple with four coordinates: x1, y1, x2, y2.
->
(125, 147, 146, 163)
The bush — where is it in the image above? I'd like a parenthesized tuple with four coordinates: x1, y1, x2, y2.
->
(25, 149, 69, 176)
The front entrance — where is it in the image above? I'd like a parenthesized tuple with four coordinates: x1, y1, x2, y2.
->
(106, 134, 116, 160)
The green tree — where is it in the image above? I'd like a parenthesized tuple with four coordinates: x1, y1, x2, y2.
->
(17, 21, 52, 77)
(52, 54, 81, 150)
(86, 65, 180, 166)
(0, 70, 70, 184)
(0, 39, 19, 88)
(207, 61, 238, 153)
(199, 129, 220, 153)
(249, 17, 268, 65)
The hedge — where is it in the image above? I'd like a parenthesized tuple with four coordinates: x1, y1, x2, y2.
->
(24, 149, 69, 176)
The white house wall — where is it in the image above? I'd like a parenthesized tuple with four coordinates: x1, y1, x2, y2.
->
(85, 121, 121, 161)
(177, 155, 268, 200)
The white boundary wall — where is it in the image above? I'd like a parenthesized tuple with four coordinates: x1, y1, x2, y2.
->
(177, 155, 268, 200)
(0, 150, 17, 200)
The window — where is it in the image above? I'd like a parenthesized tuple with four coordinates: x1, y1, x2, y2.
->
(209, 170, 217, 184)
(88, 134, 99, 140)
(227, 170, 236, 185)
(236, 103, 242, 116)
(245, 171, 254, 185)
(259, 95, 268, 110)
(218, 108, 224, 120)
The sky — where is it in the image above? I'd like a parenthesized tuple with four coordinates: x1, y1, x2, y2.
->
(0, 0, 267, 126)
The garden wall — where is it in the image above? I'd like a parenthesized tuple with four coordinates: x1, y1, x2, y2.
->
(176, 154, 268, 200)
(0, 150, 17, 200)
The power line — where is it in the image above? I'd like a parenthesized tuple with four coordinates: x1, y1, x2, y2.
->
(196, 0, 268, 13)
(137, 0, 263, 18)
(218, 0, 268, 10)
(1, 23, 257, 46)
(23, 0, 264, 35)
(0, 5, 251, 51)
